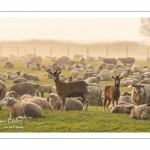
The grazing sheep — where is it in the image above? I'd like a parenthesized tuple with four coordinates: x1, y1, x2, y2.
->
(130, 104, 150, 119)
(11, 78, 27, 85)
(102, 58, 117, 65)
(47, 93, 83, 111)
(103, 75, 123, 112)
(0, 80, 7, 100)
(21, 95, 51, 109)
(35, 85, 54, 97)
(118, 57, 135, 66)
(21, 72, 40, 81)
(51, 56, 69, 66)
(8, 82, 38, 98)
(46, 69, 89, 111)
(3, 61, 13, 68)
(0, 97, 42, 118)
(131, 84, 150, 106)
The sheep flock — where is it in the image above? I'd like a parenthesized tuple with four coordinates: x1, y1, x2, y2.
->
(1, 53, 150, 131)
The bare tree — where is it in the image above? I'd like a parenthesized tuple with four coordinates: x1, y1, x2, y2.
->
(139, 18, 150, 37)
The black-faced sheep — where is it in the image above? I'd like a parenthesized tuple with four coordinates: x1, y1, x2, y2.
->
(47, 93, 83, 111)
(35, 85, 54, 97)
(131, 84, 150, 106)
(21, 95, 51, 109)
(0, 97, 43, 118)
(130, 103, 150, 119)
(21, 72, 40, 81)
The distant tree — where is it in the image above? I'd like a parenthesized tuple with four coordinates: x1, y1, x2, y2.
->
(139, 18, 150, 37)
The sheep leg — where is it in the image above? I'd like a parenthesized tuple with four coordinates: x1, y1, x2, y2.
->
(41, 92, 44, 97)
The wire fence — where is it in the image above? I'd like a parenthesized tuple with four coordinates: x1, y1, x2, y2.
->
(0, 42, 149, 61)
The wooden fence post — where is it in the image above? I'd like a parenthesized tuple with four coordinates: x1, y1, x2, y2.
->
(106, 47, 108, 58)
(17, 47, 19, 57)
(126, 46, 128, 57)
(87, 47, 89, 56)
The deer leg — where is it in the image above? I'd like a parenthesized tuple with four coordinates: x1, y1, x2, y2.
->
(106, 100, 111, 112)
(103, 98, 107, 112)
(112, 100, 115, 107)
(60, 97, 65, 111)
(81, 95, 88, 111)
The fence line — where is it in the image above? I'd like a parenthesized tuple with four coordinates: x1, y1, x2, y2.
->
(0, 45, 149, 61)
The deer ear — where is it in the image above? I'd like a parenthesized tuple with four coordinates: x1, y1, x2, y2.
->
(57, 70, 61, 75)
(46, 69, 54, 74)
(120, 76, 123, 79)
(112, 76, 115, 79)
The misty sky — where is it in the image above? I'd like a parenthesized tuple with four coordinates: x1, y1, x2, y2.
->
(0, 18, 145, 41)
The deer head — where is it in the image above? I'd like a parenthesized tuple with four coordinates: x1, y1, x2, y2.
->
(47, 69, 61, 82)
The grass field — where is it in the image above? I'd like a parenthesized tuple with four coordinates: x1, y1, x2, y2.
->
(0, 40, 150, 133)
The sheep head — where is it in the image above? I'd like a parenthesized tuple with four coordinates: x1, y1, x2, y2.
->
(0, 97, 14, 107)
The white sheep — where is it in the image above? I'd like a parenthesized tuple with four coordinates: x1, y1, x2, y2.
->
(131, 65, 141, 73)
(0, 97, 43, 118)
(35, 84, 54, 97)
(86, 85, 103, 106)
(47, 93, 83, 111)
(130, 104, 150, 119)
(108, 101, 135, 114)
(21, 94, 51, 109)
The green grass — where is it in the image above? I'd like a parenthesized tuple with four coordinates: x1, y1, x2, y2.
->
(0, 59, 150, 132)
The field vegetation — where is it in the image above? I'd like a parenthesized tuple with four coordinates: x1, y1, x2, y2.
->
(0, 40, 150, 133)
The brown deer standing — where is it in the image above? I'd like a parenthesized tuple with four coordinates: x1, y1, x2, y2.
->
(103, 75, 123, 112)
(46, 69, 89, 111)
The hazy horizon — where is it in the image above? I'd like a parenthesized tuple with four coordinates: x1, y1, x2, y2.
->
(0, 18, 147, 42)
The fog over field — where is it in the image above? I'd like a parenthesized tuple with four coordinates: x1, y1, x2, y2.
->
(0, 18, 150, 60)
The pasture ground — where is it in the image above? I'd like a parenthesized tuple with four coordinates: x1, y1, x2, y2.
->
(0, 40, 150, 133)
